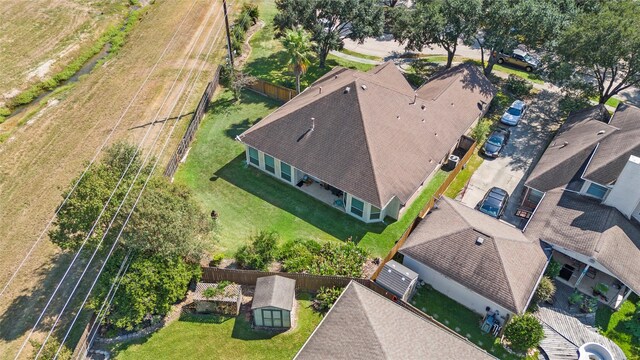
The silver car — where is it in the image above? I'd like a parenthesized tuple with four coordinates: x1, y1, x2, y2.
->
(496, 49, 540, 72)
(500, 100, 526, 126)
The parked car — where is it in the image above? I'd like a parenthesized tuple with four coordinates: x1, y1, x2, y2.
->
(500, 100, 527, 126)
(495, 49, 540, 72)
(482, 127, 511, 158)
(476, 187, 510, 219)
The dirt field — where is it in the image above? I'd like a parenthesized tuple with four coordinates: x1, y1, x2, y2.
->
(0, 0, 230, 357)
(0, 0, 130, 104)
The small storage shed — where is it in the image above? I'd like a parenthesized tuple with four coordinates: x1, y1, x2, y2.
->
(375, 260, 419, 301)
(252, 275, 296, 329)
(193, 282, 242, 315)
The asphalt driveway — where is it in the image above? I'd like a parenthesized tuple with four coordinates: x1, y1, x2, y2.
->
(460, 90, 562, 227)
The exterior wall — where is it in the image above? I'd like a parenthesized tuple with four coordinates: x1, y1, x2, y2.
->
(195, 300, 240, 315)
(549, 245, 617, 279)
(244, 145, 387, 223)
(603, 155, 640, 218)
(403, 255, 514, 320)
(252, 306, 291, 328)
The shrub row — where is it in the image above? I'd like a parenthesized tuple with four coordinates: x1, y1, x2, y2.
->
(230, 3, 259, 56)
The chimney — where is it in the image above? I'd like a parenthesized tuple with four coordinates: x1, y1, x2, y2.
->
(319, 87, 322, 94)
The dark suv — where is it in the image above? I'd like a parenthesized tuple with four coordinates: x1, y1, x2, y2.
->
(476, 187, 510, 219)
(495, 49, 539, 72)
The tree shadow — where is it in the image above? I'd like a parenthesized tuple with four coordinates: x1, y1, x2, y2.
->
(225, 118, 258, 140)
(215, 154, 386, 244)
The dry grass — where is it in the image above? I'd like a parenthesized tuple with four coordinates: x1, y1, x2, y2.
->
(0, 0, 231, 357)
(0, 0, 129, 103)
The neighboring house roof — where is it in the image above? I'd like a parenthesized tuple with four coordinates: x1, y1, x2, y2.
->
(525, 105, 612, 192)
(194, 282, 242, 302)
(239, 62, 495, 208)
(251, 275, 296, 311)
(526, 103, 640, 191)
(399, 197, 548, 314)
(295, 281, 494, 360)
(374, 260, 418, 298)
(524, 189, 640, 295)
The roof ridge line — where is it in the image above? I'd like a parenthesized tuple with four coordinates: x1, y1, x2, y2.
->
(491, 236, 521, 312)
(353, 82, 384, 206)
(352, 283, 389, 357)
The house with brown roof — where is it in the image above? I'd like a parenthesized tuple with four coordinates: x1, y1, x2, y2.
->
(294, 281, 495, 360)
(521, 103, 640, 309)
(238, 62, 495, 223)
(399, 197, 549, 320)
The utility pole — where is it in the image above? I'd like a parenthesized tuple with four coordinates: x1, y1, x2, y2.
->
(223, 0, 234, 68)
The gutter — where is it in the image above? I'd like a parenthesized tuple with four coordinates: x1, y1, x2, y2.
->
(522, 254, 551, 314)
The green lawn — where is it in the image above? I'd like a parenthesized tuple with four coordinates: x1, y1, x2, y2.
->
(444, 152, 484, 199)
(111, 294, 322, 360)
(174, 90, 448, 258)
(411, 286, 530, 360)
(244, 0, 374, 91)
(596, 296, 640, 359)
(339, 48, 384, 62)
(590, 96, 623, 108)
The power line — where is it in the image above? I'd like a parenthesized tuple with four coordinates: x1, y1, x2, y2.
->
(0, 0, 198, 301)
(14, 3, 216, 358)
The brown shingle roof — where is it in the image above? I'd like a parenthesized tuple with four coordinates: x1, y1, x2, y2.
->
(525, 105, 612, 192)
(251, 275, 296, 311)
(294, 281, 494, 360)
(239, 62, 495, 207)
(583, 103, 640, 185)
(400, 197, 548, 314)
(524, 189, 640, 294)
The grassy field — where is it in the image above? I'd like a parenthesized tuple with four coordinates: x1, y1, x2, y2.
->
(174, 89, 448, 258)
(444, 152, 484, 199)
(0, 0, 129, 103)
(0, 1, 230, 356)
(411, 287, 534, 360)
(596, 296, 640, 359)
(244, 0, 374, 91)
(339, 49, 384, 62)
(110, 294, 321, 360)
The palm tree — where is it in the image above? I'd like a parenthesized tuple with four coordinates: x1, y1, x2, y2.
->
(281, 27, 315, 93)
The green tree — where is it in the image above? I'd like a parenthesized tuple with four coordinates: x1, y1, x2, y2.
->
(274, 0, 384, 67)
(553, 0, 640, 104)
(391, 0, 481, 68)
(91, 252, 201, 330)
(473, 0, 571, 75)
(29, 339, 71, 360)
(504, 313, 545, 353)
(281, 27, 316, 92)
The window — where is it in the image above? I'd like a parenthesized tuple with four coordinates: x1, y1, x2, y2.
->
(350, 197, 364, 217)
(264, 154, 275, 174)
(280, 162, 292, 182)
(585, 183, 608, 199)
(370, 205, 381, 221)
(262, 309, 283, 327)
(248, 147, 259, 166)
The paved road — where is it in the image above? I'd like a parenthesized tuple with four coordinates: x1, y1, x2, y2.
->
(459, 90, 562, 227)
(344, 37, 640, 106)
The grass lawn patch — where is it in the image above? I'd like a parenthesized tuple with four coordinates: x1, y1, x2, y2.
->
(110, 294, 322, 360)
(339, 49, 383, 62)
(412, 286, 531, 359)
(444, 151, 484, 199)
(493, 65, 544, 84)
(589, 96, 622, 108)
(174, 90, 448, 258)
(244, 0, 374, 91)
(595, 296, 640, 359)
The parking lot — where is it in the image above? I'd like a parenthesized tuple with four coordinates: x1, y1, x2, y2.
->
(460, 90, 562, 227)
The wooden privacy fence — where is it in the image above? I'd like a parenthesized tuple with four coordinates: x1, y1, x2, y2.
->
(201, 267, 394, 299)
(164, 65, 221, 178)
(371, 140, 477, 280)
(247, 79, 298, 102)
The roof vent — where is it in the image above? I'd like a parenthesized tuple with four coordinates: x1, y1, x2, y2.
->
(434, 132, 438, 137)
(344, 87, 351, 94)
(476, 237, 485, 245)
(361, 84, 367, 90)
(334, 75, 338, 79)
(421, 104, 426, 110)
(387, 269, 392, 273)
(421, 119, 425, 123)
(597, 130, 606, 135)
(401, 277, 406, 281)
(560, 141, 569, 148)
(318, 87, 322, 94)
(397, 115, 400, 120)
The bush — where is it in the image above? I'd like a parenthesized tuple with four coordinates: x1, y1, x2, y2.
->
(234, 231, 279, 270)
(277, 239, 321, 273)
(29, 338, 72, 360)
(535, 276, 556, 303)
(314, 286, 343, 312)
(471, 119, 492, 144)
(568, 291, 583, 305)
(504, 314, 544, 353)
(505, 74, 533, 98)
(544, 258, 561, 279)
(209, 253, 225, 267)
(202, 281, 232, 298)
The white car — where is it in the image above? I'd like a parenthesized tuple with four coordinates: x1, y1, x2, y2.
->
(500, 100, 526, 126)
